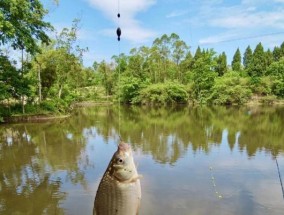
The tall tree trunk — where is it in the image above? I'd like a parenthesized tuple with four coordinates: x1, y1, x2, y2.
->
(38, 63, 42, 103)
(58, 84, 63, 99)
(21, 48, 25, 114)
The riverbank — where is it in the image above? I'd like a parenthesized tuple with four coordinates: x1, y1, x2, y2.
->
(2, 114, 70, 123)
(1, 98, 284, 124)
(0, 101, 113, 124)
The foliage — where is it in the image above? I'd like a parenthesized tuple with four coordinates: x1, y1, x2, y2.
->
(215, 52, 227, 76)
(232, 48, 242, 72)
(209, 71, 251, 105)
(243, 45, 253, 70)
(116, 76, 143, 104)
(250, 76, 273, 96)
(191, 49, 218, 103)
(247, 42, 266, 77)
(259, 95, 277, 105)
(0, 0, 52, 54)
(0, 53, 30, 102)
(136, 82, 188, 105)
(97, 60, 114, 96)
(266, 58, 284, 97)
(1, 13, 284, 117)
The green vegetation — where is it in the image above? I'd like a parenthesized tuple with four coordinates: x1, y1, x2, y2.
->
(1, 1, 284, 121)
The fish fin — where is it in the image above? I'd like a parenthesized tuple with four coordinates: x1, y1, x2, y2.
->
(130, 174, 143, 182)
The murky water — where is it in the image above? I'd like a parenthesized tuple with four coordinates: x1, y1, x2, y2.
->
(0, 105, 284, 215)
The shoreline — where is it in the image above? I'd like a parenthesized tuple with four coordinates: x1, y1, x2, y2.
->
(2, 114, 70, 123)
(1, 99, 284, 124)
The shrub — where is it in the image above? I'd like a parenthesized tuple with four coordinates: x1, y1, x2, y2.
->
(135, 82, 188, 105)
(260, 95, 277, 104)
(40, 100, 57, 112)
(209, 71, 251, 105)
(117, 76, 142, 104)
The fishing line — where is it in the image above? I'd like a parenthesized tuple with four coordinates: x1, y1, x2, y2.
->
(209, 166, 223, 199)
(276, 158, 284, 199)
(117, 0, 122, 143)
(198, 31, 284, 46)
(268, 138, 284, 200)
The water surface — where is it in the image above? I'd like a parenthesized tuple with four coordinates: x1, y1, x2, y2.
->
(0, 106, 284, 215)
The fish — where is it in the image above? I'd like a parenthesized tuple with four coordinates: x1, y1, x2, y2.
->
(93, 142, 142, 215)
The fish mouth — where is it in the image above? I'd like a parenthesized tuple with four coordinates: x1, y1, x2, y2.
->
(118, 142, 131, 152)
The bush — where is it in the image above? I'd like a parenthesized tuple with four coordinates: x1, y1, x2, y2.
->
(117, 76, 142, 103)
(266, 59, 284, 98)
(135, 82, 188, 105)
(271, 78, 284, 98)
(260, 95, 277, 104)
(209, 71, 251, 105)
(250, 76, 273, 96)
(40, 100, 57, 112)
(0, 105, 11, 118)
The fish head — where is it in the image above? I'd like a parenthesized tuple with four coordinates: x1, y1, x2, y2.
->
(111, 142, 137, 182)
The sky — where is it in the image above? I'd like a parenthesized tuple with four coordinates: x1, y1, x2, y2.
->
(42, 0, 284, 67)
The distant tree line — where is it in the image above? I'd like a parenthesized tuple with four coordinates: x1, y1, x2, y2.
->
(1, 0, 284, 121)
(97, 33, 284, 105)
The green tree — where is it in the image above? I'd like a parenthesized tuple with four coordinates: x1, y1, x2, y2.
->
(191, 49, 218, 103)
(243, 45, 253, 70)
(98, 61, 114, 96)
(170, 33, 189, 66)
(265, 49, 274, 69)
(215, 52, 227, 76)
(0, 53, 30, 110)
(112, 53, 128, 75)
(273, 42, 284, 62)
(210, 71, 251, 105)
(248, 42, 266, 77)
(28, 19, 88, 106)
(0, 0, 53, 54)
(127, 54, 145, 79)
(193, 46, 202, 61)
(180, 51, 193, 83)
(266, 59, 284, 97)
(232, 48, 242, 72)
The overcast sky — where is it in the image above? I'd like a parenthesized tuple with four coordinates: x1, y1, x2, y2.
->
(43, 0, 284, 67)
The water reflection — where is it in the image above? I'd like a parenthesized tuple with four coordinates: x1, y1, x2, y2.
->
(82, 105, 284, 162)
(0, 105, 284, 215)
(0, 120, 91, 214)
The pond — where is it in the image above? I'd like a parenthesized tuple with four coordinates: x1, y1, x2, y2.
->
(0, 105, 284, 215)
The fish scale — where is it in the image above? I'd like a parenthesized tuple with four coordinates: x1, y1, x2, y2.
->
(94, 143, 141, 215)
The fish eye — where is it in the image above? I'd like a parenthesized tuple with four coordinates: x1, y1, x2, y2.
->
(117, 158, 124, 164)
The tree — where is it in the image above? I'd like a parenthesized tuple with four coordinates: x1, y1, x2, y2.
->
(232, 48, 242, 72)
(193, 46, 202, 61)
(248, 43, 266, 77)
(112, 53, 128, 75)
(210, 71, 251, 105)
(243, 45, 253, 70)
(0, 53, 30, 107)
(180, 51, 193, 83)
(32, 47, 58, 100)
(273, 42, 284, 62)
(215, 52, 227, 76)
(170, 33, 189, 66)
(0, 0, 53, 54)
(98, 61, 114, 96)
(191, 49, 218, 102)
(273, 46, 281, 62)
(265, 49, 274, 69)
(266, 59, 284, 97)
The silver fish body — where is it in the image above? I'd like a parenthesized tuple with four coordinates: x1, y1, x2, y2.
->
(94, 143, 141, 215)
